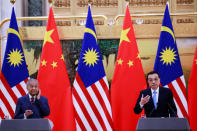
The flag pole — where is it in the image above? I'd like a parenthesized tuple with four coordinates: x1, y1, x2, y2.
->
(48, 0, 53, 7)
(10, 0, 16, 5)
(166, 1, 170, 11)
(126, 1, 129, 6)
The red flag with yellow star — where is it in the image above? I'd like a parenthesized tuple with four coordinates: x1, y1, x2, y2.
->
(37, 7, 76, 131)
(111, 6, 146, 130)
(188, 45, 197, 131)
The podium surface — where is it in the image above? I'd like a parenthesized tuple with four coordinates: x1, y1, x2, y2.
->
(136, 117, 190, 131)
(0, 119, 52, 131)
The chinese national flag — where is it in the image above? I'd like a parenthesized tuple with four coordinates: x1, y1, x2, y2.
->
(111, 6, 146, 131)
(37, 7, 75, 131)
(188, 45, 197, 131)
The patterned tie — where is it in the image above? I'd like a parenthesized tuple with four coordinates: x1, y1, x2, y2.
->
(153, 91, 157, 109)
(31, 97, 34, 105)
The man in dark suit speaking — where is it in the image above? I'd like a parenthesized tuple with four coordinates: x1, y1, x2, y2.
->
(14, 78, 50, 119)
(134, 71, 177, 117)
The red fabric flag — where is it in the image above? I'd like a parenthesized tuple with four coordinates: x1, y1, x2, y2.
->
(37, 7, 76, 131)
(111, 6, 146, 131)
(188, 45, 197, 131)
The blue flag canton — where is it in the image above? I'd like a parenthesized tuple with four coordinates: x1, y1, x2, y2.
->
(154, 5, 183, 86)
(1, 8, 29, 88)
(77, 6, 105, 87)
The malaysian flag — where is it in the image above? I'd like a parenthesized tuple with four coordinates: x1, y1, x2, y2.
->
(154, 4, 188, 118)
(0, 7, 29, 119)
(72, 5, 113, 130)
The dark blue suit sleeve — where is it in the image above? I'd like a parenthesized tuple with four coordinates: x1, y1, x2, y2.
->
(36, 96, 50, 117)
(14, 98, 25, 119)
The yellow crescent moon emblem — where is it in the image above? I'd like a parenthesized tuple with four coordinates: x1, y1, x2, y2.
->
(161, 26, 175, 43)
(85, 28, 97, 41)
(8, 28, 22, 44)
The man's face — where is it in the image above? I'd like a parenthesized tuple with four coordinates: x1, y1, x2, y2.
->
(147, 73, 160, 90)
(27, 80, 39, 96)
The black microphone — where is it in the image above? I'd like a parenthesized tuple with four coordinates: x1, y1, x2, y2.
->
(148, 104, 157, 117)
(148, 108, 155, 117)
(148, 102, 160, 117)
(168, 103, 177, 117)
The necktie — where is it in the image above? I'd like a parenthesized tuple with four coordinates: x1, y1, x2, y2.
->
(31, 97, 34, 105)
(153, 91, 157, 109)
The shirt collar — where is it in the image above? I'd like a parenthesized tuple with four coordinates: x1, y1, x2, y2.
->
(28, 94, 36, 100)
(151, 87, 159, 94)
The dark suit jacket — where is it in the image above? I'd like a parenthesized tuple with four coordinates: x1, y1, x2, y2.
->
(134, 87, 177, 117)
(14, 94, 50, 119)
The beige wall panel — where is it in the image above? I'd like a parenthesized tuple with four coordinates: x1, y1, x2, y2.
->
(20, 23, 197, 40)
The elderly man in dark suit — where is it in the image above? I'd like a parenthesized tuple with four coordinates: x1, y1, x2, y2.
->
(14, 78, 50, 119)
(134, 71, 177, 117)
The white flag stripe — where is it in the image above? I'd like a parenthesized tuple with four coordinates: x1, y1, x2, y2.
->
(180, 75, 186, 87)
(103, 76, 109, 90)
(165, 85, 185, 118)
(87, 86, 111, 130)
(174, 99, 184, 118)
(0, 80, 27, 118)
(172, 80, 188, 113)
(73, 95, 91, 130)
(0, 81, 16, 112)
(76, 120, 82, 131)
(0, 99, 11, 118)
(95, 81, 112, 118)
(12, 86, 22, 98)
(19, 81, 28, 93)
(165, 85, 169, 89)
(74, 80, 101, 130)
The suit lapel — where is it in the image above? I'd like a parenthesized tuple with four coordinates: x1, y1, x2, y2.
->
(25, 94, 31, 105)
(157, 87, 162, 108)
(147, 88, 155, 108)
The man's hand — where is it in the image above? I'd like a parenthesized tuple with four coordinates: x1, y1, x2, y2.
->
(140, 94, 150, 106)
(25, 110, 33, 117)
(36, 89, 41, 100)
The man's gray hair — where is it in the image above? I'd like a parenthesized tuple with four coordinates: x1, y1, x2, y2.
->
(26, 78, 39, 87)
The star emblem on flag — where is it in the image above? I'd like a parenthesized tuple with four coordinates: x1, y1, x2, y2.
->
(43, 29, 54, 47)
(51, 61, 57, 68)
(159, 47, 177, 66)
(83, 48, 99, 67)
(120, 27, 130, 44)
(127, 60, 134, 67)
(117, 58, 123, 65)
(7, 48, 24, 67)
(41, 60, 47, 66)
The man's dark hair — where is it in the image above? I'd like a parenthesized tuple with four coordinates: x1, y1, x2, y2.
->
(146, 71, 160, 88)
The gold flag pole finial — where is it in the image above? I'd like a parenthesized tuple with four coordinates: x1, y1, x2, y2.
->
(48, 0, 53, 4)
(10, 0, 16, 5)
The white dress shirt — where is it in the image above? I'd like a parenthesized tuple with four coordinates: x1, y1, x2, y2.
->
(151, 87, 159, 105)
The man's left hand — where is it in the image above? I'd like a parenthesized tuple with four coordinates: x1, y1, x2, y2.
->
(36, 89, 41, 100)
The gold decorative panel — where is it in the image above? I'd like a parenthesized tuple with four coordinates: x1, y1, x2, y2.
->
(127, 0, 168, 7)
(54, 0, 70, 7)
(76, 0, 118, 7)
(177, 0, 194, 5)
(52, 0, 197, 25)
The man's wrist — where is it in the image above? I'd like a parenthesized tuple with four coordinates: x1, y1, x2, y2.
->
(24, 113, 27, 119)
(139, 103, 144, 108)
